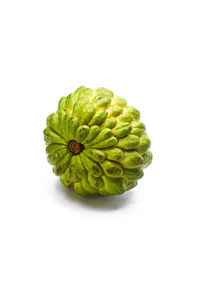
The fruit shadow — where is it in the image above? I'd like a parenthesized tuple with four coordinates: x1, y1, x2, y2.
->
(54, 180, 135, 211)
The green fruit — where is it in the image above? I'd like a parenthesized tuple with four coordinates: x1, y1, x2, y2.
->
(43, 86, 152, 197)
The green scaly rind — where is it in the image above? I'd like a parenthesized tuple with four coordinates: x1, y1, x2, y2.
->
(43, 86, 152, 197)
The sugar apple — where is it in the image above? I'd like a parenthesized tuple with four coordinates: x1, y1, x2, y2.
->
(43, 86, 152, 197)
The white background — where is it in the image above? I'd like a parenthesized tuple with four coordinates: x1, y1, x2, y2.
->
(0, 1, 200, 303)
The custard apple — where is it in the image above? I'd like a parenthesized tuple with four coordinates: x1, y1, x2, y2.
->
(43, 86, 152, 196)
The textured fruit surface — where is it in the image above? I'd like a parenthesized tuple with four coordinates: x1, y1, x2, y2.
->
(43, 86, 152, 196)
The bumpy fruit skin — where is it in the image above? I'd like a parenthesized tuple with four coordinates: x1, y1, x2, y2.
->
(43, 86, 152, 197)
